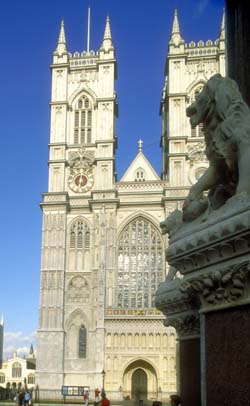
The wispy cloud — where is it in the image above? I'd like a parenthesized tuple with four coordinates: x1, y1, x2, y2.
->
(3, 331, 36, 360)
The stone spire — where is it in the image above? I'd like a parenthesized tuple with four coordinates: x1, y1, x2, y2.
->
(55, 19, 67, 54)
(28, 344, 35, 359)
(219, 9, 225, 40)
(169, 9, 184, 46)
(100, 16, 114, 51)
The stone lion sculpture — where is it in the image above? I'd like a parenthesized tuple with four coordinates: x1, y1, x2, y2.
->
(183, 73, 250, 222)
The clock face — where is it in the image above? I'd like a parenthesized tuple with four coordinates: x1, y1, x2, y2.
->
(68, 169, 94, 193)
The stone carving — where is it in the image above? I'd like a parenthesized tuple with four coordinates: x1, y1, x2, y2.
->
(163, 314, 200, 337)
(180, 262, 250, 306)
(160, 209, 182, 237)
(187, 141, 206, 165)
(183, 74, 250, 222)
(68, 148, 95, 169)
(66, 276, 90, 303)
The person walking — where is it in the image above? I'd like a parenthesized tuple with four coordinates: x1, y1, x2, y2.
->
(83, 391, 89, 406)
(94, 388, 100, 406)
(100, 391, 110, 406)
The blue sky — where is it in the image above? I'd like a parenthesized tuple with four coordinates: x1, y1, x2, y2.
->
(0, 0, 224, 359)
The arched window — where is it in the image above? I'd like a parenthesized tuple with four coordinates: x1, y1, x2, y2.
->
(134, 168, 145, 182)
(27, 374, 35, 384)
(70, 220, 90, 250)
(189, 86, 204, 138)
(79, 324, 87, 358)
(0, 373, 5, 383)
(74, 96, 93, 144)
(12, 362, 22, 378)
(117, 217, 164, 308)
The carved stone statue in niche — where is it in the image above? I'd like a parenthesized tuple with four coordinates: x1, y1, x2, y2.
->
(183, 74, 250, 222)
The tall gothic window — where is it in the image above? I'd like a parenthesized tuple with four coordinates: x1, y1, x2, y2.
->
(0, 374, 5, 383)
(117, 217, 164, 308)
(12, 362, 21, 378)
(79, 325, 87, 358)
(70, 220, 90, 250)
(190, 86, 204, 137)
(74, 96, 92, 144)
(27, 374, 35, 384)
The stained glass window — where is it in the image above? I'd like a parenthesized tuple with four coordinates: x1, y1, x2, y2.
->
(116, 217, 164, 308)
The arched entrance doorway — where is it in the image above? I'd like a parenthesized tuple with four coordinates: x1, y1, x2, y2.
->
(123, 359, 158, 400)
(131, 368, 147, 400)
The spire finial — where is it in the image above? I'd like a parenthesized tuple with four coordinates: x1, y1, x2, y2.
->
(169, 8, 183, 46)
(219, 9, 225, 40)
(138, 139, 143, 152)
(100, 15, 114, 51)
(55, 19, 67, 54)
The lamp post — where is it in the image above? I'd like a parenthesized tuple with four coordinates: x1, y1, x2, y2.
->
(101, 369, 106, 396)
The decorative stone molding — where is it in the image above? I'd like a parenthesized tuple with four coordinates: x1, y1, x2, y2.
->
(167, 195, 250, 274)
(180, 261, 250, 309)
(163, 313, 200, 338)
(155, 278, 200, 338)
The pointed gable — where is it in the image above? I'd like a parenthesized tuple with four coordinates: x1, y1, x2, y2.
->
(120, 151, 160, 182)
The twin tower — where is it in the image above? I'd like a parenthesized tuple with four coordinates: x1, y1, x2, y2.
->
(36, 10, 225, 400)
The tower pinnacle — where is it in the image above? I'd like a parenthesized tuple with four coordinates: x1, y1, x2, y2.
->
(100, 15, 114, 51)
(169, 8, 183, 46)
(55, 19, 67, 55)
(219, 9, 225, 40)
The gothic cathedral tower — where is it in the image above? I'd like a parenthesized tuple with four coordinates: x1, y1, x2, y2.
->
(36, 17, 117, 392)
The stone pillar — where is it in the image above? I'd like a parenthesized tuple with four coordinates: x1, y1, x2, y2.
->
(177, 330, 200, 406)
(226, 0, 250, 106)
(160, 196, 250, 405)
(156, 279, 201, 406)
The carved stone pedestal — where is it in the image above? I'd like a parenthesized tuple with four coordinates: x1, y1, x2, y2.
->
(156, 196, 250, 406)
(156, 279, 201, 406)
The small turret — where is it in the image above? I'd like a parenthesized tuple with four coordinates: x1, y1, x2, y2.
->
(100, 16, 114, 52)
(55, 19, 67, 55)
(169, 9, 184, 47)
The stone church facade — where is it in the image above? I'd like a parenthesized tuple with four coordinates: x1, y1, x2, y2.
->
(36, 10, 225, 401)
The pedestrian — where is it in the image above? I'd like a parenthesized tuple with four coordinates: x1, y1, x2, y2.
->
(83, 391, 89, 406)
(100, 391, 110, 406)
(170, 394, 181, 406)
(18, 390, 25, 406)
(94, 388, 100, 406)
(24, 391, 30, 406)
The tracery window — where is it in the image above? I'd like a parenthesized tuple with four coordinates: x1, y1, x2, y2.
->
(70, 220, 90, 250)
(79, 324, 87, 358)
(74, 96, 92, 144)
(27, 374, 35, 384)
(12, 362, 21, 378)
(117, 217, 164, 308)
(190, 86, 204, 137)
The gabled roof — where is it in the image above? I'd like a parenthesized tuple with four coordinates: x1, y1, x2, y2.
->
(120, 143, 160, 182)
